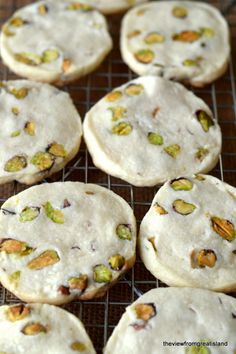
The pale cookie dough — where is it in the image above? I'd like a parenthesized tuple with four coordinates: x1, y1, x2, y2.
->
(139, 175, 236, 292)
(104, 287, 236, 354)
(0, 182, 136, 305)
(83, 76, 221, 186)
(121, 1, 230, 87)
(0, 0, 112, 85)
(0, 303, 96, 354)
(0, 80, 82, 185)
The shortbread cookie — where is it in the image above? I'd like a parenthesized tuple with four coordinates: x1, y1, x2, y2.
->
(121, 1, 230, 87)
(104, 287, 236, 354)
(0, 303, 96, 354)
(0, 0, 112, 85)
(0, 80, 82, 185)
(139, 175, 236, 292)
(83, 76, 221, 186)
(0, 182, 136, 304)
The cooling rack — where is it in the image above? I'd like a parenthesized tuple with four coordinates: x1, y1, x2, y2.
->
(0, 1, 235, 353)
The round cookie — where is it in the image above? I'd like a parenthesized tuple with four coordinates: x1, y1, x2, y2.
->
(0, 0, 112, 85)
(0, 80, 82, 185)
(120, 1, 230, 87)
(0, 182, 136, 305)
(139, 175, 236, 292)
(83, 76, 221, 186)
(0, 303, 95, 353)
(104, 287, 236, 354)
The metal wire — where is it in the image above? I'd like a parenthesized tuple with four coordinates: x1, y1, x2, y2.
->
(0, 1, 235, 353)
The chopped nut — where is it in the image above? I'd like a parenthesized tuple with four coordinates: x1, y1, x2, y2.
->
(43, 201, 64, 224)
(8, 87, 29, 99)
(47, 143, 67, 157)
(105, 91, 122, 102)
(2, 24, 15, 36)
(196, 147, 209, 161)
(27, 250, 60, 270)
(170, 178, 193, 191)
(116, 224, 132, 240)
(144, 32, 165, 44)
(211, 217, 235, 242)
(108, 254, 125, 270)
(164, 144, 181, 158)
(125, 84, 144, 96)
(108, 106, 127, 121)
(127, 30, 141, 38)
(112, 122, 132, 135)
(134, 49, 155, 64)
(21, 322, 47, 335)
(66, 3, 93, 11)
(24, 121, 36, 136)
(58, 285, 70, 295)
(42, 48, 59, 63)
(153, 203, 168, 215)
(68, 275, 88, 291)
(135, 303, 156, 321)
(173, 199, 196, 215)
(4, 155, 27, 172)
(9, 17, 25, 27)
(172, 6, 188, 18)
(147, 132, 163, 145)
(93, 264, 112, 283)
(38, 4, 48, 15)
(14, 53, 42, 66)
(62, 59, 72, 72)
(71, 342, 86, 351)
(0, 238, 33, 256)
(200, 27, 215, 38)
(31, 152, 54, 171)
(6, 304, 30, 322)
(182, 59, 199, 66)
(197, 249, 217, 268)
(196, 110, 214, 132)
(11, 130, 20, 138)
(136, 9, 146, 16)
(172, 31, 201, 43)
(9, 270, 21, 285)
(19, 206, 40, 222)
(12, 106, 19, 115)
(195, 174, 205, 181)
(148, 237, 157, 252)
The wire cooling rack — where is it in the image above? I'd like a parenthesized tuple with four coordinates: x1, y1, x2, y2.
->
(0, 1, 236, 353)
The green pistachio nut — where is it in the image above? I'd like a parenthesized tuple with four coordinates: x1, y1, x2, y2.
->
(108, 106, 127, 121)
(134, 49, 155, 64)
(31, 152, 54, 171)
(125, 84, 144, 96)
(148, 132, 163, 145)
(42, 48, 60, 63)
(173, 199, 196, 215)
(116, 224, 132, 240)
(196, 110, 214, 132)
(93, 264, 112, 283)
(170, 178, 193, 191)
(19, 206, 40, 222)
(47, 143, 67, 158)
(27, 250, 60, 270)
(108, 254, 125, 270)
(43, 201, 64, 224)
(4, 155, 27, 172)
(144, 32, 165, 44)
(112, 122, 132, 135)
(172, 6, 188, 18)
(164, 144, 181, 158)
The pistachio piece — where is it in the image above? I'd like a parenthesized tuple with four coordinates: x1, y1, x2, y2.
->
(196, 110, 214, 132)
(105, 91, 122, 102)
(153, 203, 168, 215)
(12, 106, 19, 115)
(197, 249, 217, 268)
(43, 202, 64, 224)
(135, 303, 156, 321)
(24, 121, 36, 136)
(11, 130, 20, 138)
(116, 224, 132, 240)
(127, 30, 141, 38)
(62, 58, 72, 72)
(31, 152, 54, 171)
(38, 4, 48, 15)
(27, 250, 60, 270)
(112, 122, 132, 135)
(108, 254, 125, 270)
(21, 322, 47, 335)
(147, 132, 163, 145)
(185, 345, 211, 353)
(134, 49, 154, 64)
(136, 9, 146, 16)
(6, 304, 30, 322)
(71, 342, 86, 351)
(172, 31, 201, 43)
(68, 275, 88, 291)
(164, 144, 181, 158)
(8, 87, 28, 99)
(125, 84, 144, 96)
(170, 178, 193, 191)
(148, 237, 157, 252)
(172, 6, 188, 18)
(200, 27, 215, 38)
(47, 143, 67, 158)
(196, 147, 209, 161)
(9, 17, 25, 27)
(9, 270, 21, 285)
(93, 264, 112, 283)
(195, 174, 205, 181)
(66, 3, 93, 11)
(58, 285, 70, 295)
(4, 155, 27, 172)
(19, 206, 40, 222)
(144, 32, 165, 44)
(211, 217, 235, 242)
(42, 49, 59, 63)
(14, 53, 42, 66)
(2, 24, 15, 37)
(0, 238, 32, 256)
(183, 59, 199, 66)
(108, 106, 127, 121)
(173, 199, 196, 215)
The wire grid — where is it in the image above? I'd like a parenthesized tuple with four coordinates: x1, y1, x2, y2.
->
(0, 0, 236, 353)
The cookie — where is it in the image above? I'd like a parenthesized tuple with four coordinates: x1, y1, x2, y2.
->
(0, 182, 136, 305)
(120, 1, 230, 87)
(0, 0, 112, 85)
(0, 80, 82, 185)
(83, 76, 221, 186)
(0, 303, 95, 353)
(139, 175, 236, 292)
(104, 287, 236, 354)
